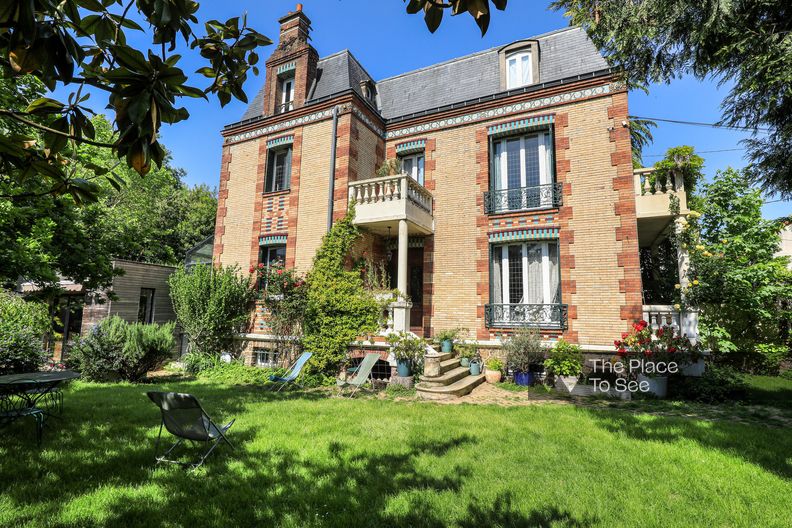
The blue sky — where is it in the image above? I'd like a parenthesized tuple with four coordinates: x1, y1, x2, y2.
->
(63, 0, 790, 219)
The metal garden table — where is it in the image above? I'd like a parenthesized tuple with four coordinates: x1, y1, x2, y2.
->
(0, 370, 81, 445)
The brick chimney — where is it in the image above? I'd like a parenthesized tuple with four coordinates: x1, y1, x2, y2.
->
(262, 4, 318, 116)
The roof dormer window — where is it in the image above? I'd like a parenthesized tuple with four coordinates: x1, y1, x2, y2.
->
(506, 50, 532, 89)
(279, 77, 294, 114)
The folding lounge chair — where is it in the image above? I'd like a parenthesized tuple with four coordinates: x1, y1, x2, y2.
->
(267, 351, 312, 391)
(147, 392, 235, 469)
(337, 353, 380, 397)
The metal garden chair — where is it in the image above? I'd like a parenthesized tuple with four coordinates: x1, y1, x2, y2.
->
(336, 353, 380, 397)
(146, 392, 235, 469)
(266, 351, 312, 391)
(0, 383, 46, 445)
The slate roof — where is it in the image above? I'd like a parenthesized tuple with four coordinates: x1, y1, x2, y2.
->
(239, 26, 608, 123)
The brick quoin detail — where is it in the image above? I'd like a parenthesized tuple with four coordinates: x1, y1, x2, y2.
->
(285, 131, 303, 268)
(213, 147, 232, 260)
(608, 91, 643, 324)
(554, 112, 578, 343)
(422, 138, 437, 336)
(474, 128, 490, 340)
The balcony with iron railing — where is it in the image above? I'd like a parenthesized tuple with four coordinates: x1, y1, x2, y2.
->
(484, 303, 568, 330)
(348, 173, 434, 235)
(484, 182, 563, 214)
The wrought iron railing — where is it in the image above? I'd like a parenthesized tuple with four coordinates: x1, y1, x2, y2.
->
(275, 102, 293, 115)
(484, 303, 568, 329)
(483, 183, 563, 214)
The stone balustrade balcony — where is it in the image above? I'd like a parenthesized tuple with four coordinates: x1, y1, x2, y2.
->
(348, 174, 434, 235)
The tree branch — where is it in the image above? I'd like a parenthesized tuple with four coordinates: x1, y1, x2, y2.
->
(0, 110, 117, 149)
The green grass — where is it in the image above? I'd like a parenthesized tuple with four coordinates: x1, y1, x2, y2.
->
(2, 380, 791, 528)
(744, 374, 792, 406)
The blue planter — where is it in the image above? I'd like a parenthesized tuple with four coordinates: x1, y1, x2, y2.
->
(441, 340, 453, 353)
(469, 361, 481, 376)
(396, 359, 412, 377)
(514, 371, 534, 386)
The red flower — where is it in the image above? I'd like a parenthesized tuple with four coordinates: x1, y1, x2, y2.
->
(656, 328, 664, 337)
(277, 269, 284, 275)
(668, 346, 677, 353)
(616, 348, 626, 356)
(249, 266, 255, 273)
(614, 340, 622, 347)
(621, 332, 629, 340)
(644, 349, 652, 357)
(258, 263, 265, 269)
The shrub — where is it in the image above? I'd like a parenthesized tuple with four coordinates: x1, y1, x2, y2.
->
(303, 205, 382, 376)
(669, 364, 748, 404)
(544, 339, 583, 378)
(169, 264, 255, 358)
(181, 350, 218, 374)
(485, 357, 504, 372)
(503, 329, 545, 373)
(197, 360, 282, 385)
(0, 291, 49, 375)
(69, 316, 175, 381)
(748, 344, 789, 375)
(435, 328, 466, 344)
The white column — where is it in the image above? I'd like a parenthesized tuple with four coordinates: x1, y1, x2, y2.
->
(398, 219, 408, 296)
(675, 218, 690, 291)
(392, 219, 411, 333)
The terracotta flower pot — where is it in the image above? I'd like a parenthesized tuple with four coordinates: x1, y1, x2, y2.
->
(485, 369, 502, 384)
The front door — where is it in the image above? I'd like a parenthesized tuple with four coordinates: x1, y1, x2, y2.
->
(408, 248, 424, 332)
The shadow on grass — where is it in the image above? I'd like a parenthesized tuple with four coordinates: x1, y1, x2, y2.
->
(0, 382, 604, 527)
(584, 406, 792, 480)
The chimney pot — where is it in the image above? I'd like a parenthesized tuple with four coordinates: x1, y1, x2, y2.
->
(296, 3, 303, 11)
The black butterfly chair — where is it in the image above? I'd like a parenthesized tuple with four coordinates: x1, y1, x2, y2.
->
(147, 392, 235, 469)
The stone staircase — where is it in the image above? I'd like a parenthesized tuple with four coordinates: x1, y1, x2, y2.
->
(416, 352, 485, 400)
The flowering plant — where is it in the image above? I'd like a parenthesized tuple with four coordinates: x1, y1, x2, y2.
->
(614, 320, 700, 367)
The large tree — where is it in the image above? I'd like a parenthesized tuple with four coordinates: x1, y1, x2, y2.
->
(1, 1, 270, 201)
(553, 0, 792, 198)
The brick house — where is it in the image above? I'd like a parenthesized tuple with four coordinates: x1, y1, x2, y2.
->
(214, 6, 692, 373)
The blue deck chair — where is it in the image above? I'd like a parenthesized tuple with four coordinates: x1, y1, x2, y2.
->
(147, 392, 235, 469)
(267, 352, 312, 391)
(337, 353, 380, 397)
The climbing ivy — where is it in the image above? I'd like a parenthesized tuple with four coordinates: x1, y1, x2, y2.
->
(303, 204, 384, 376)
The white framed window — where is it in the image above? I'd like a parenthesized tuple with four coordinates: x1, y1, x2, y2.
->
(400, 153, 425, 186)
(491, 132, 553, 210)
(506, 50, 532, 89)
(491, 241, 560, 326)
(253, 347, 280, 368)
(265, 147, 292, 193)
(280, 77, 294, 112)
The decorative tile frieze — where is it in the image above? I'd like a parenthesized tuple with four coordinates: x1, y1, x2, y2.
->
(266, 135, 294, 149)
(395, 139, 426, 154)
(260, 234, 287, 246)
(488, 227, 559, 243)
(276, 62, 296, 74)
(386, 84, 611, 139)
(488, 114, 553, 137)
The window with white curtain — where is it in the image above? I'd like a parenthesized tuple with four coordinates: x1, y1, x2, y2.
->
(506, 51, 532, 89)
(491, 241, 560, 307)
(491, 131, 553, 211)
(399, 152, 424, 186)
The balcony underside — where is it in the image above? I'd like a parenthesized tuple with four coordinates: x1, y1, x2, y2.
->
(638, 216, 675, 247)
(354, 218, 433, 237)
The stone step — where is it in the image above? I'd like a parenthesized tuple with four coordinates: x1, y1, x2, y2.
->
(419, 366, 470, 388)
(439, 357, 460, 374)
(416, 374, 486, 401)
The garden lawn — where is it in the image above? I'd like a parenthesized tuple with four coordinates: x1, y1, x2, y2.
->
(1, 381, 791, 528)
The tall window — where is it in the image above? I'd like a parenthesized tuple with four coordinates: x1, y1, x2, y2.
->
(258, 245, 286, 288)
(400, 152, 424, 186)
(491, 132, 553, 211)
(506, 51, 532, 89)
(491, 241, 560, 325)
(265, 147, 292, 193)
(280, 77, 294, 113)
(138, 288, 155, 324)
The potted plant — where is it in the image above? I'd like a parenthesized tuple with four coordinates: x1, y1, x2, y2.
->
(544, 339, 583, 392)
(503, 329, 546, 386)
(457, 344, 475, 367)
(387, 331, 425, 377)
(435, 328, 465, 353)
(376, 158, 402, 177)
(485, 357, 503, 383)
